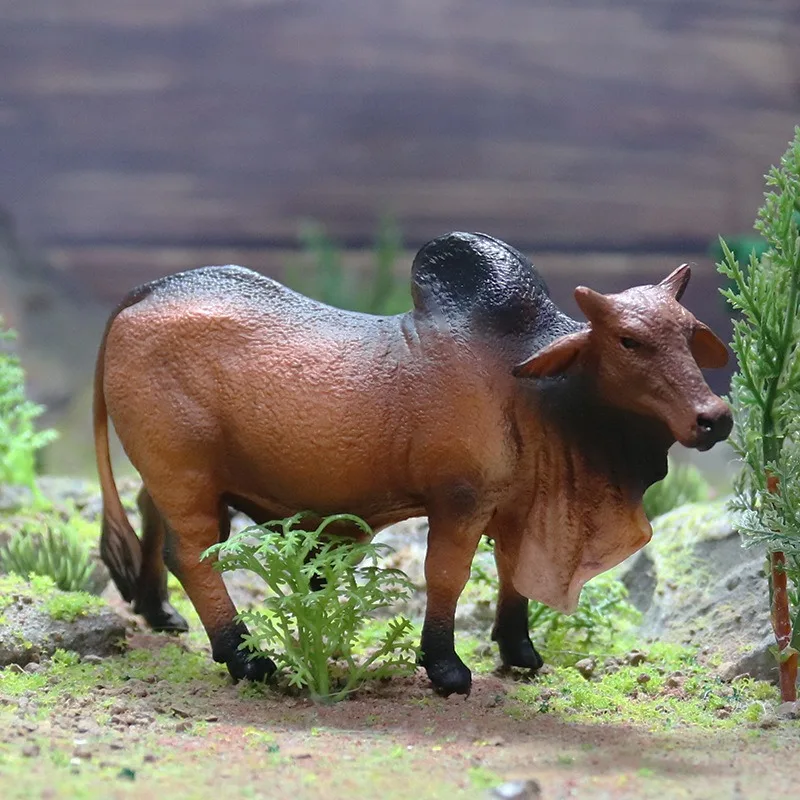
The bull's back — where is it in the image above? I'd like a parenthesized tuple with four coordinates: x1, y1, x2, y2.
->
(102, 266, 416, 511)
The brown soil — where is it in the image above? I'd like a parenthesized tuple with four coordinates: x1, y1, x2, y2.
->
(1, 631, 798, 800)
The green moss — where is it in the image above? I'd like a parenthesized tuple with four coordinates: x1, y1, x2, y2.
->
(467, 766, 502, 790)
(0, 644, 227, 709)
(43, 591, 106, 622)
(0, 573, 107, 622)
(648, 500, 732, 590)
(505, 641, 778, 730)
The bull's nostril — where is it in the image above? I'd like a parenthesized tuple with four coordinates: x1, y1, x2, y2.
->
(697, 415, 715, 434)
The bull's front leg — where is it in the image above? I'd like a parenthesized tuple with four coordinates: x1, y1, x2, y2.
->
(490, 536, 544, 671)
(420, 510, 489, 697)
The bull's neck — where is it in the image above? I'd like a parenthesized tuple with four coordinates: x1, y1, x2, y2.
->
(523, 373, 672, 501)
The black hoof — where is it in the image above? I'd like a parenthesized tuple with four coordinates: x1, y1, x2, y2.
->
(424, 657, 472, 697)
(226, 653, 276, 683)
(138, 601, 190, 633)
(210, 622, 276, 682)
(497, 638, 544, 671)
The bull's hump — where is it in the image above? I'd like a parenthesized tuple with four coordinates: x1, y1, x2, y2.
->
(120, 265, 389, 331)
(410, 232, 569, 343)
(132, 265, 294, 308)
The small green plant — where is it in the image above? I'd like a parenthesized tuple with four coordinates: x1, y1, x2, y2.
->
(288, 217, 410, 315)
(204, 512, 418, 702)
(471, 539, 639, 662)
(0, 319, 57, 486)
(527, 572, 640, 658)
(0, 520, 95, 592)
(718, 125, 800, 701)
(642, 458, 711, 521)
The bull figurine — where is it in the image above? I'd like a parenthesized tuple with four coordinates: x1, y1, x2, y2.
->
(94, 232, 732, 696)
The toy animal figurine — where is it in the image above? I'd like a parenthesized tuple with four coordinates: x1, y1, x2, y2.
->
(94, 232, 732, 696)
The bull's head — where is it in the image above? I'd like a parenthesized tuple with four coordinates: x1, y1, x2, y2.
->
(513, 264, 732, 451)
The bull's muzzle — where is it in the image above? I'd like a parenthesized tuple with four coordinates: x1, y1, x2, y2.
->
(692, 402, 733, 451)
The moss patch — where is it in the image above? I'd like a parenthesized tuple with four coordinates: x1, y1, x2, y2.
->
(506, 641, 781, 730)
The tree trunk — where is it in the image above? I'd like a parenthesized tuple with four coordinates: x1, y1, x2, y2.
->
(766, 474, 798, 701)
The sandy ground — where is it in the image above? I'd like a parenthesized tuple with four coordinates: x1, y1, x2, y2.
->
(0, 629, 798, 800)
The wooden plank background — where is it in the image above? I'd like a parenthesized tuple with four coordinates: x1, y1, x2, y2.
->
(1, 0, 798, 278)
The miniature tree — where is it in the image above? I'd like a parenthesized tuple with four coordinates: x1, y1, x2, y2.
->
(718, 126, 800, 701)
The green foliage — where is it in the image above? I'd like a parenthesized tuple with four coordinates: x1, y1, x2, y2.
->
(717, 127, 800, 636)
(508, 641, 778, 730)
(0, 518, 95, 592)
(288, 218, 411, 315)
(42, 588, 106, 622)
(204, 512, 418, 702)
(527, 572, 640, 661)
(471, 539, 639, 662)
(642, 458, 711, 521)
(0, 319, 57, 486)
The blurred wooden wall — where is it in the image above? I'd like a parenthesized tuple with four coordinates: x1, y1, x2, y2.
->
(1, 0, 798, 296)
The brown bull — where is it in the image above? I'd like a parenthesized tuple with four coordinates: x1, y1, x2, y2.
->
(94, 232, 732, 696)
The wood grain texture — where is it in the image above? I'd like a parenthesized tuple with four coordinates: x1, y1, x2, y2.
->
(1, 0, 798, 252)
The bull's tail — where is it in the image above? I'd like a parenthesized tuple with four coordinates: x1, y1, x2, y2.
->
(93, 295, 148, 602)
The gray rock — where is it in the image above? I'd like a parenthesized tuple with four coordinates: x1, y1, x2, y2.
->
(0, 591, 127, 667)
(455, 599, 495, 633)
(776, 701, 799, 720)
(490, 780, 542, 800)
(618, 500, 778, 683)
(0, 484, 33, 514)
(373, 517, 429, 589)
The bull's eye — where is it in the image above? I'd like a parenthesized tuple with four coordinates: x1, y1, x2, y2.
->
(620, 336, 641, 350)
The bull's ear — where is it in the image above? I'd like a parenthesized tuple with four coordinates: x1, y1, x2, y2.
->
(659, 263, 691, 301)
(691, 321, 729, 368)
(513, 330, 591, 378)
(574, 286, 611, 324)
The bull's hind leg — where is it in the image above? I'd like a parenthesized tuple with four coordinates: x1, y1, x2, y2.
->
(159, 496, 275, 682)
(132, 488, 189, 632)
(490, 538, 543, 671)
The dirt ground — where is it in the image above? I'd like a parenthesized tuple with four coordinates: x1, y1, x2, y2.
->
(0, 628, 798, 800)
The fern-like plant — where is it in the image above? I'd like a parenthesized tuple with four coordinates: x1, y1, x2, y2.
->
(204, 512, 417, 702)
(0, 521, 95, 592)
(717, 126, 800, 701)
(0, 319, 57, 486)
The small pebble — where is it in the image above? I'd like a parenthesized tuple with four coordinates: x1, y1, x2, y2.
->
(143, 753, 158, 763)
(777, 701, 799, 720)
(82, 655, 105, 665)
(625, 650, 647, 667)
(489, 779, 542, 800)
(603, 657, 621, 675)
(483, 694, 505, 709)
(73, 742, 93, 760)
(758, 711, 779, 729)
(21, 743, 40, 758)
(636, 673, 651, 685)
(175, 720, 191, 733)
(574, 658, 596, 680)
